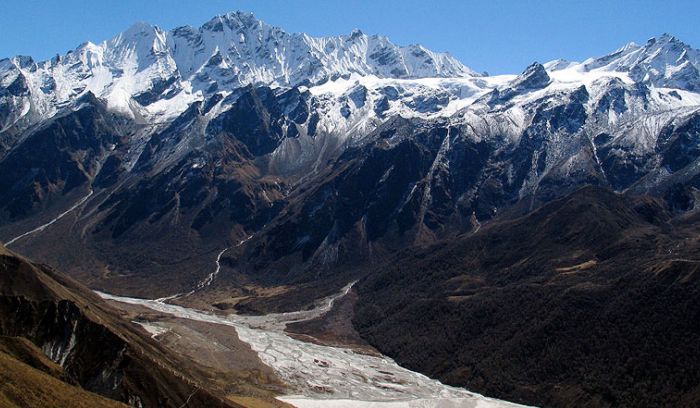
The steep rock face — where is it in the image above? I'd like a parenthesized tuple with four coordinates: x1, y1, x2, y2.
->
(231, 117, 505, 288)
(488, 62, 551, 104)
(0, 244, 239, 408)
(207, 86, 291, 156)
(1, 296, 129, 399)
(0, 336, 128, 408)
(236, 118, 454, 284)
(0, 93, 130, 223)
(0, 62, 29, 147)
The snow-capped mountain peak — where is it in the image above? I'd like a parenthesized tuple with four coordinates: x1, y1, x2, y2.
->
(2, 13, 700, 144)
(509, 62, 551, 91)
(0, 10, 479, 129)
(169, 11, 477, 89)
(579, 33, 700, 90)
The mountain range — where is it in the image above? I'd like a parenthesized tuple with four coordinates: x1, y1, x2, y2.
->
(1, 10, 699, 407)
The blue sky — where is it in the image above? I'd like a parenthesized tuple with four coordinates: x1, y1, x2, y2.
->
(1, 0, 698, 74)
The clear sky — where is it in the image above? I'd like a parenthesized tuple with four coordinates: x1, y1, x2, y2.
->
(1, 0, 698, 74)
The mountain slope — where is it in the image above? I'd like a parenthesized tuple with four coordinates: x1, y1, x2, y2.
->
(353, 186, 700, 407)
(0, 337, 128, 408)
(1, 11, 700, 408)
(0, 13, 700, 310)
(0, 243, 273, 408)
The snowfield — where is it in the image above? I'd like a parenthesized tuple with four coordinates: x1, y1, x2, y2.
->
(98, 285, 531, 407)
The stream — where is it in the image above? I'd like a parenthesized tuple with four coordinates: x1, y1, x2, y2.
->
(98, 285, 530, 408)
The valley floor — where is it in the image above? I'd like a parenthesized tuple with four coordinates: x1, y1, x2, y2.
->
(99, 285, 529, 408)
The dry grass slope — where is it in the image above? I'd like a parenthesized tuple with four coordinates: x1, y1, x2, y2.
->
(0, 348, 127, 408)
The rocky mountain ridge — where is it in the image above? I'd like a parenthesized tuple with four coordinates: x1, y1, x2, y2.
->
(0, 12, 699, 299)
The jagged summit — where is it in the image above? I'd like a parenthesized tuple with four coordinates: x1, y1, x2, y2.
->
(579, 33, 700, 89)
(0, 10, 479, 128)
(122, 20, 159, 35)
(484, 61, 551, 105)
(168, 10, 476, 86)
(510, 62, 551, 91)
(1, 13, 700, 140)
